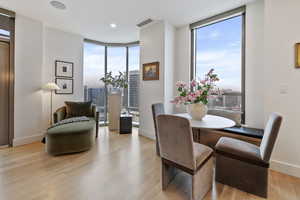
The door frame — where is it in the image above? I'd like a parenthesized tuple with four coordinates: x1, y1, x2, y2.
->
(0, 8, 15, 146)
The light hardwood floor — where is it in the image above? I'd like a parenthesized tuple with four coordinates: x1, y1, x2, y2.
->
(0, 127, 299, 200)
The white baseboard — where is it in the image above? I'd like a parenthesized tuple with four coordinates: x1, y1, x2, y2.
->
(13, 134, 44, 147)
(139, 129, 156, 140)
(271, 159, 300, 178)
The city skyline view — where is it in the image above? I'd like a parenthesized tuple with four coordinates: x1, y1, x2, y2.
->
(83, 43, 140, 122)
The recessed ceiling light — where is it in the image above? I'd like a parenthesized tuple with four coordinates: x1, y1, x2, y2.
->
(50, 1, 66, 10)
(110, 23, 117, 28)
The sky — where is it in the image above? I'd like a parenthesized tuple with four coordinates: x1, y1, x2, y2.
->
(83, 44, 139, 88)
(196, 15, 242, 92)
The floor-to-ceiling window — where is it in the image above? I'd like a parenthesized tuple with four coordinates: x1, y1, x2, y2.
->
(191, 7, 245, 122)
(107, 47, 127, 107)
(83, 40, 140, 125)
(83, 43, 106, 122)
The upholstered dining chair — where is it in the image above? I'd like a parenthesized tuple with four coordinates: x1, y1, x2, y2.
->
(215, 113, 282, 198)
(156, 114, 214, 200)
(151, 103, 165, 156)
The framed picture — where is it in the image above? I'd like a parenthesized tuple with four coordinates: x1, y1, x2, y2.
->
(295, 43, 300, 68)
(55, 78, 73, 94)
(55, 60, 74, 78)
(143, 62, 159, 81)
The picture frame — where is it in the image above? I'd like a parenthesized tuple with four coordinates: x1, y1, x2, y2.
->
(55, 60, 74, 78)
(55, 78, 74, 94)
(143, 62, 159, 81)
(295, 43, 300, 68)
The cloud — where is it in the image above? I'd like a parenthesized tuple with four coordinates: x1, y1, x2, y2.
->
(196, 48, 242, 91)
(196, 51, 227, 63)
(229, 41, 241, 47)
(209, 31, 221, 39)
(197, 30, 221, 40)
(83, 52, 105, 87)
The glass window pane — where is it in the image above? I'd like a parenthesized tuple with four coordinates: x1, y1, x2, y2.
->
(83, 43, 106, 121)
(0, 29, 10, 36)
(128, 46, 140, 124)
(107, 47, 127, 76)
(107, 47, 127, 108)
(84, 43, 140, 126)
(195, 15, 242, 112)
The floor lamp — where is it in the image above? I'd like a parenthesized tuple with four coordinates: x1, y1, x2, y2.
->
(44, 82, 60, 125)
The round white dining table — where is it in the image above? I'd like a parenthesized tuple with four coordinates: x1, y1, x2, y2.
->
(173, 113, 236, 129)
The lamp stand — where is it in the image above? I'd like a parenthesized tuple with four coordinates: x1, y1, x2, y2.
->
(50, 90, 53, 125)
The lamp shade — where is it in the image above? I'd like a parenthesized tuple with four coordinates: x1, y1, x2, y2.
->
(44, 82, 60, 90)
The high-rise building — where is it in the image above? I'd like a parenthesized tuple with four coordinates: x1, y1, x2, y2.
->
(128, 70, 139, 109)
(84, 87, 106, 106)
(208, 90, 242, 111)
(84, 86, 106, 121)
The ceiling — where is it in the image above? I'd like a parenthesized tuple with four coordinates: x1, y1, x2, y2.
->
(0, 0, 255, 43)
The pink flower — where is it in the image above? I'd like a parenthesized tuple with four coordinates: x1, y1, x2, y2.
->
(172, 69, 220, 105)
(175, 81, 186, 88)
(187, 92, 197, 102)
(200, 79, 206, 85)
(171, 96, 189, 104)
(190, 80, 197, 87)
(194, 90, 203, 96)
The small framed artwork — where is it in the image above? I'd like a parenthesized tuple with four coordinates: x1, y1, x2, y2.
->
(55, 60, 74, 78)
(295, 43, 300, 68)
(55, 78, 73, 94)
(143, 62, 159, 81)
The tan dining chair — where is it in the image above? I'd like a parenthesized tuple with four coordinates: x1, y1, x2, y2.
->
(215, 113, 282, 198)
(151, 103, 165, 156)
(156, 114, 213, 200)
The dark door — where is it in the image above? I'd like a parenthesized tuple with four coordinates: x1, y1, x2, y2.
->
(0, 41, 9, 145)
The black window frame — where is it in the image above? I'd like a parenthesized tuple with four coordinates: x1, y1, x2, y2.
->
(190, 6, 246, 123)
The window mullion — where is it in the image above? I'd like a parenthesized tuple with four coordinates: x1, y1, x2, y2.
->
(126, 46, 129, 109)
(104, 46, 108, 123)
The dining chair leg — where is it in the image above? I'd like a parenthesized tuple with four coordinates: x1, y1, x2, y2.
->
(192, 157, 213, 200)
(161, 160, 179, 190)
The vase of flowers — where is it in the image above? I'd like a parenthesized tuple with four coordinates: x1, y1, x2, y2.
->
(171, 69, 220, 120)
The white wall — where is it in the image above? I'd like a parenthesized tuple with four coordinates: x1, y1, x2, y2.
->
(42, 27, 84, 130)
(245, 0, 265, 129)
(264, 0, 300, 178)
(139, 21, 175, 139)
(14, 15, 44, 145)
(13, 17, 84, 146)
(174, 25, 191, 113)
(139, 21, 165, 139)
(164, 23, 175, 114)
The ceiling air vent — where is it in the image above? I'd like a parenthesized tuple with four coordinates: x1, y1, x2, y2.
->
(50, 1, 66, 10)
(137, 19, 153, 28)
